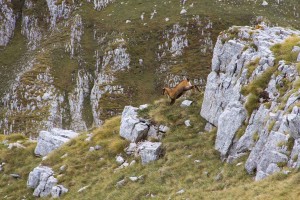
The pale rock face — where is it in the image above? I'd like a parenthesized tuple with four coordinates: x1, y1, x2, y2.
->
(34, 128, 79, 156)
(91, 39, 130, 126)
(27, 166, 68, 197)
(137, 141, 162, 164)
(51, 185, 68, 198)
(65, 14, 83, 58)
(181, 100, 193, 107)
(235, 105, 269, 154)
(21, 0, 43, 50)
(68, 70, 90, 131)
(27, 166, 56, 197)
(201, 25, 300, 180)
(288, 139, 300, 168)
(46, 0, 72, 29)
(92, 0, 115, 11)
(215, 101, 247, 157)
(0, 0, 16, 46)
(119, 106, 149, 142)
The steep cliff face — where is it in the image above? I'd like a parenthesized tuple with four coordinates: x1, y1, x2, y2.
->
(201, 24, 300, 180)
(0, 0, 216, 135)
(0, 0, 16, 46)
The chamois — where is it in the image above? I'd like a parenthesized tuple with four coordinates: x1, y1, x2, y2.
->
(162, 78, 200, 105)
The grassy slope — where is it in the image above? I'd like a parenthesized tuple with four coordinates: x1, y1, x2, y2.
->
(1, 93, 300, 199)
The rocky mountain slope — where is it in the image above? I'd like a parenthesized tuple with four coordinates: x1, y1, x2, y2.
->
(201, 24, 300, 181)
(0, 0, 299, 136)
(1, 0, 300, 199)
(1, 24, 300, 199)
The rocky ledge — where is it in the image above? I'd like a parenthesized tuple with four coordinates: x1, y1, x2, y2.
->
(201, 24, 300, 180)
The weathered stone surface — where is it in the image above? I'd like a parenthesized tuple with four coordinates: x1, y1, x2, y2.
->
(235, 105, 269, 153)
(125, 143, 137, 155)
(51, 185, 68, 198)
(201, 25, 300, 180)
(288, 139, 300, 168)
(137, 141, 162, 164)
(292, 46, 300, 52)
(34, 128, 79, 156)
(204, 122, 214, 132)
(215, 101, 247, 156)
(245, 131, 289, 180)
(181, 100, 193, 107)
(28, 166, 68, 197)
(119, 106, 149, 142)
(0, 0, 16, 46)
(282, 113, 300, 139)
(116, 155, 125, 165)
(27, 166, 56, 197)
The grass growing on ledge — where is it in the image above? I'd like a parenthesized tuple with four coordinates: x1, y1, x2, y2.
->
(271, 36, 300, 64)
(242, 66, 277, 116)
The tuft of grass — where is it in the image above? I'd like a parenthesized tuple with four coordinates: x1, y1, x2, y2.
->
(271, 35, 300, 64)
(244, 93, 260, 117)
(252, 132, 260, 142)
(246, 57, 260, 78)
(236, 124, 247, 139)
(242, 67, 277, 116)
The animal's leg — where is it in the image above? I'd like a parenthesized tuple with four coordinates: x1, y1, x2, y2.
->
(170, 99, 176, 105)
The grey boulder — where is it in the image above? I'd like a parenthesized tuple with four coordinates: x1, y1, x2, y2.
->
(137, 141, 162, 164)
(119, 106, 149, 142)
(34, 128, 79, 156)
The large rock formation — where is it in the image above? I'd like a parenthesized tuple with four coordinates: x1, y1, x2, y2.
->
(34, 128, 79, 156)
(27, 166, 68, 198)
(201, 24, 300, 180)
(0, 0, 16, 46)
(120, 105, 166, 164)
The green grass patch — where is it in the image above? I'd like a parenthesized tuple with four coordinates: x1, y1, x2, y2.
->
(271, 36, 300, 64)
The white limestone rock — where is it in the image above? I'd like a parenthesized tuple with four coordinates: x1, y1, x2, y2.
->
(27, 166, 68, 197)
(116, 155, 125, 165)
(0, 0, 16, 46)
(292, 46, 300, 52)
(262, 1, 268, 6)
(21, 0, 43, 50)
(215, 101, 247, 157)
(235, 105, 269, 154)
(181, 100, 193, 107)
(27, 166, 55, 197)
(119, 106, 149, 142)
(51, 185, 68, 198)
(137, 141, 162, 164)
(92, 0, 114, 11)
(34, 128, 79, 156)
(246, 131, 289, 180)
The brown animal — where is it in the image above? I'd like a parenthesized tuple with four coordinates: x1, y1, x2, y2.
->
(162, 78, 200, 105)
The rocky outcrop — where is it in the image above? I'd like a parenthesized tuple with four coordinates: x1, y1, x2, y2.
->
(88, 0, 115, 11)
(91, 38, 130, 126)
(120, 105, 166, 164)
(120, 106, 149, 142)
(201, 24, 300, 180)
(137, 141, 162, 165)
(0, 0, 16, 46)
(21, 0, 43, 50)
(215, 101, 247, 157)
(27, 166, 68, 197)
(46, 0, 72, 29)
(34, 128, 79, 156)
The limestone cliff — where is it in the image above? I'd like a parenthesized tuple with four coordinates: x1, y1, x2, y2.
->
(201, 24, 300, 180)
